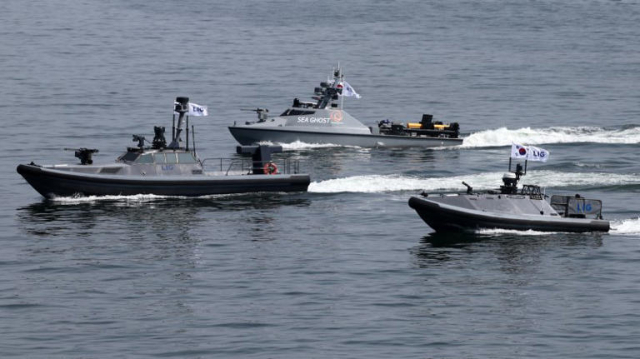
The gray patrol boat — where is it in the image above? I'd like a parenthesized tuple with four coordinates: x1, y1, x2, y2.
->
(409, 159, 610, 233)
(229, 67, 462, 147)
(17, 97, 310, 199)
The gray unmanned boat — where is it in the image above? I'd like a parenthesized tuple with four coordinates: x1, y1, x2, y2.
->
(229, 67, 462, 148)
(409, 146, 610, 233)
(17, 97, 310, 199)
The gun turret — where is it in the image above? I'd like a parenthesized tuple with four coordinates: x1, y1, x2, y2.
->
(132, 135, 146, 149)
(65, 148, 99, 165)
(241, 108, 269, 122)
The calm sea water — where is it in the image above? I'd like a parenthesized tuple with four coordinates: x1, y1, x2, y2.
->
(2, 0, 640, 358)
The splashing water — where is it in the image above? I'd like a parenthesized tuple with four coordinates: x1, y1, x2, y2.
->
(50, 192, 249, 204)
(610, 218, 640, 235)
(475, 228, 557, 236)
(50, 193, 169, 204)
(308, 171, 640, 193)
(462, 126, 640, 148)
(258, 140, 362, 151)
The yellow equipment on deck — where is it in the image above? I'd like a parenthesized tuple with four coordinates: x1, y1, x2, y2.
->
(407, 122, 450, 130)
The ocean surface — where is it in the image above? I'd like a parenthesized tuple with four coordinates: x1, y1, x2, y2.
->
(2, 0, 640, 357)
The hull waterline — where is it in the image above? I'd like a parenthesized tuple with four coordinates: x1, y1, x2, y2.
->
(229, 126, 463, 148)
(408, 197, 610, 233)
(17, 164, 310, 199)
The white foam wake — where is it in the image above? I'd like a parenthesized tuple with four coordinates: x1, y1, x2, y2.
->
(462, 126, 640, 148)
(308, 171, 640, 193)
(50, 192, 246, 204)
(51, 193, 170, 204)
(525, 171, 640, 189)
(610, 218, 640, 235)
(475, 229, 556, 236)
(258, 140, 362, 151)
(465, 218, 640, 236)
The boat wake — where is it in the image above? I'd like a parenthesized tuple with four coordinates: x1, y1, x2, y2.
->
(610, 218, 640, 235)
(475, 228, 557, 236)
(50, 192, 252, 204)
(462, 126, 640, 148)
(255, 126, 640, 150)
(308, 171, 640, 193)
(474, 218, 640, 236)
(258, 140, 362, 151)
(51, 193, 169, 204)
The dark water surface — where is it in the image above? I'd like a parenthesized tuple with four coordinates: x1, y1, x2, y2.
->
(2, 0, 640, 358)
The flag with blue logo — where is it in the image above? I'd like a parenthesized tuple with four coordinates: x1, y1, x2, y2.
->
(511, 143, 550, 162)
(527, 145, 549, 162)
(174, 101, 208, 116)
(187, 102, 208, 116)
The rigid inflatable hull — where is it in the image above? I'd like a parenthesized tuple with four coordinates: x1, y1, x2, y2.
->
(229, 126, 463, 148)
(408, 197, 610, 233)
(17, 164, 310, 199)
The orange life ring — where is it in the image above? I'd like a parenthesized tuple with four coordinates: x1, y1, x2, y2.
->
(330, 110, 343, 123)
(263, 162, 278, 175)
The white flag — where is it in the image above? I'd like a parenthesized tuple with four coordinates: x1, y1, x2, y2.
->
(511, 143, 528, 160)
(341, 81, 361, 99)
(511, 143, 550, 162)
(187, 102, 208, 116)
(527, 145, 550, 162)
(174, 102, 208, 116)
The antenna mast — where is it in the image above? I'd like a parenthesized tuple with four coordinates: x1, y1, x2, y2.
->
(168, 96, 189, 149)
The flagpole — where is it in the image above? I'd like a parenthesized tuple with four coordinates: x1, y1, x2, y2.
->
(340, 71, 345, 110)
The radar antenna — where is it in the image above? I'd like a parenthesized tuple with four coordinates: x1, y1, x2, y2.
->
(168, 97, 189, 149)
(501, 158, 528, 194)
(316, 65, 343, 109)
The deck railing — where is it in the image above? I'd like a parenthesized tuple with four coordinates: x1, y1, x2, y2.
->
(200, 158, 301, 176)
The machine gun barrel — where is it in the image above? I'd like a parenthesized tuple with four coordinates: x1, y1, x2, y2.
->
(462, 181, 473, 194)
(241, 108, 269, 121)
(64, 148, 99, 165)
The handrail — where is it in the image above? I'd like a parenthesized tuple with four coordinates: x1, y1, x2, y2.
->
(200, 157, 302, 175)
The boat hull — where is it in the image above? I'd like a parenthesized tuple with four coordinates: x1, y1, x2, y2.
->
(228, 126, 463, 148)
(17, 164, 310, 199)
(408, 196, 610, 233)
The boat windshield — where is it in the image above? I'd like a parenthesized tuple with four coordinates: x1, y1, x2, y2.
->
(119, 151, 198, 164)
(178, 152, 197, 164)
(119, 151, 140, 163)
(137, 154, 154, 164)
(280, 109, 316, 116)
(164, 153, 178, 164)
